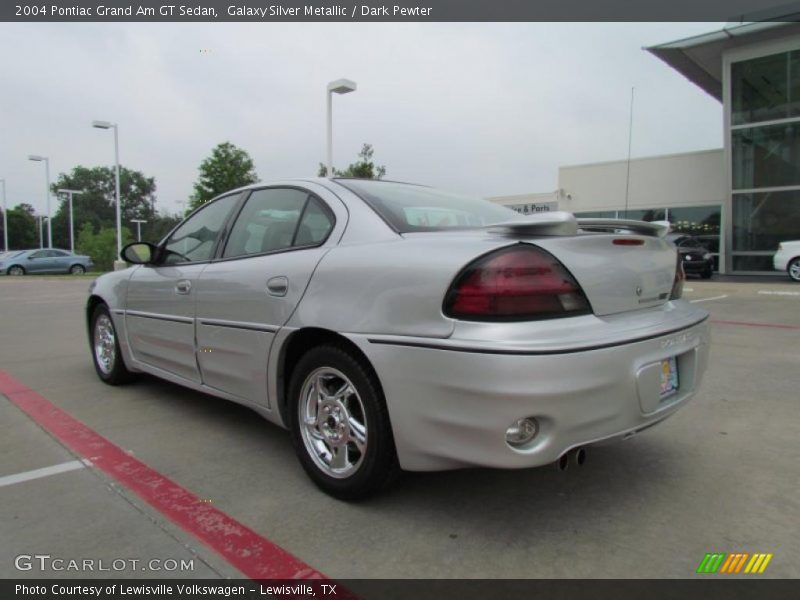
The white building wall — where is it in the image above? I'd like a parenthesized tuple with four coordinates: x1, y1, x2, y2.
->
(557, 149, 726, 214)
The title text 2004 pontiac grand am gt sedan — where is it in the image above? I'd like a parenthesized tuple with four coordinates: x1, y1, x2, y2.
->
(86, 178, 710, 499)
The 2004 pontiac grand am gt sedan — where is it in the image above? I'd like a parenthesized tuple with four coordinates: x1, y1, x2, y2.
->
(86, 178, 710, 499)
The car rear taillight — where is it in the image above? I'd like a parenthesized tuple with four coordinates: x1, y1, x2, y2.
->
(444, 245, 591, 321)
(670, 251, 685, 300)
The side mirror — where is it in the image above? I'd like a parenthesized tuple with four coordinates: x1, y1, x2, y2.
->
(121, 242, 157, 265)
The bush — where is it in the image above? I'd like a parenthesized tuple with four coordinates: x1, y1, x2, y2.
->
(76, 224, 132, 272)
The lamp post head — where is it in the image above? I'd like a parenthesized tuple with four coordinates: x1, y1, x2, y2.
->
(327, 79, 357, 94)
(58, 189, 84, 195)
(92, 120, 115, 129)
(28, 155, 46, 162)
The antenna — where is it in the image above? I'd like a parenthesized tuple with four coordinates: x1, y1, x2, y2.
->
(624, 86, 635, 216)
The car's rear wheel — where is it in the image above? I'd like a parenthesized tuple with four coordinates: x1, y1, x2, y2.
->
(789, 258, 800, 282)
(70, 264, 86, 275)
(288, 344, 398, 500)
(7, 265, 25, 276)
(91, 304, 133, 385)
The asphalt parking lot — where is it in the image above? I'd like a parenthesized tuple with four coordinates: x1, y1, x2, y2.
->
(1, 275, 798, 580)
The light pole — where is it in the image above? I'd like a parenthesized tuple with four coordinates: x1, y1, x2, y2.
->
(1, 179, 7, 252)
(58, 189, 84, 253)
(28, 155, 52, 248)
(92, 120, 122, 266)
(130, 218, 147, 241)
(326, 79, 357, 177)
(37, 216, 47, 249)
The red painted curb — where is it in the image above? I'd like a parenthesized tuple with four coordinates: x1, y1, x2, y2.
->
(711, 319, 800, 331)
(0, 370, 330, 582)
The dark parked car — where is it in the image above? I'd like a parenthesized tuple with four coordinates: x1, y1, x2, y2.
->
(0, 249, 94, 275)
(666, 234, 714, 279)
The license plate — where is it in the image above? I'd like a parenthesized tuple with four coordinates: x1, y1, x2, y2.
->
(659, 357, 679, 399)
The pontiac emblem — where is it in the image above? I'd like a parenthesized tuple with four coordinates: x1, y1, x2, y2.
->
(636, 286, 643, 296)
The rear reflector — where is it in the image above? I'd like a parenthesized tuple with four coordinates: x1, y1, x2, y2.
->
(670, 251, 685, 300)
(444, 245, 591, 321)
(613, 238, 645, 246)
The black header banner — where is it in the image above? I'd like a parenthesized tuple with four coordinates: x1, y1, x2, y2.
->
(3, 0, 800, 22)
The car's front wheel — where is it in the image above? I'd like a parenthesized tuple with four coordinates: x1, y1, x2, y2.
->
(289, 344, 398, 500)
(788, 257, 800, 282)
(70, 264, 86, 275)
(91, 304, 134, 385)
(7, 265, 25, 276)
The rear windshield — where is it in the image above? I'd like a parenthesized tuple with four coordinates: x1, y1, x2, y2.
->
(335, 179, 521, 233)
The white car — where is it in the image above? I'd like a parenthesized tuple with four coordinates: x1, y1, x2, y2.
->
(774, 241, 800, 282)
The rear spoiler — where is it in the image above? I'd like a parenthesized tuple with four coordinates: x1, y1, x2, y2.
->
(486, 212, 669, 238)
(576, 218, 669, 238)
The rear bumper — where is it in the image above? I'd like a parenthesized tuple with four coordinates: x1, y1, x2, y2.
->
(350, 307, 710, 471)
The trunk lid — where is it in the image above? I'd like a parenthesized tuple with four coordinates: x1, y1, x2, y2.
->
(485, 213, 676, 317)
(531, 233, 677, 316)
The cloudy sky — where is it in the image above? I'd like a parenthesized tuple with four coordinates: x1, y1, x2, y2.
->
(0, 22, 724, 216)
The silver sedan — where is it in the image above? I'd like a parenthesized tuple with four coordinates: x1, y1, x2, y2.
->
(86, 178, 710, 499)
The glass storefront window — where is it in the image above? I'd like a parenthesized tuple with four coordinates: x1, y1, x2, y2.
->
(732, 190, 800, 252)
(732, 255, 776, 272)
(668, 205, 721, 236)
(731, 51, 800, 125)
(619, 209, 665, 221)
(573, 210, 617, 218)
(732, 122, 800, 189)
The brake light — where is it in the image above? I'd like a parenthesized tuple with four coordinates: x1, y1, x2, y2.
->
(444, 245, 591, 320)
(670, 251, 685, 300)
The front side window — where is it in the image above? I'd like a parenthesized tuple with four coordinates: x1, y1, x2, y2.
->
(29, 250, 47, 259)
(223, 188, 333, 258)
(162, 194, 239, 265)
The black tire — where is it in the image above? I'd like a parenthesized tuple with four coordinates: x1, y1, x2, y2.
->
(70, 264, 86, 275)
(7, 265, 25, 276)
(90, 304, 134, 385)
(788, 257, 800, 283)
(288, 344, 399, 500)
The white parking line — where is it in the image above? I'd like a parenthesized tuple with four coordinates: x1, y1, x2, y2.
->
(684, 287, 694, 292)
(0, 459, 90, 488)
(690, 294, 729, 303)
(758, 290, 800, 296)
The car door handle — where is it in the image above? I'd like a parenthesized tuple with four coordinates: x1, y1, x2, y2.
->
(175, 280, 192, 295)
(266, 276, 288, 297)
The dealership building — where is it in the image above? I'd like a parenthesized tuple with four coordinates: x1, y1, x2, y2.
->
(491, 21, 800, 275)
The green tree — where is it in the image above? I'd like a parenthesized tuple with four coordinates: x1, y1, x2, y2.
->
(49, 166, 157, 250)
(317, 143, 386, 179)
(190, 142, 259, 210)
(6, 204, 37, 250)
(76, 223, 133, 272)
(142, 213, 181, 245)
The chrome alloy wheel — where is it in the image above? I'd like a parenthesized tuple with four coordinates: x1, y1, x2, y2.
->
(93, 314, 116, 375)
(299, 367, 368, 479)
(789, 259, 800, 282)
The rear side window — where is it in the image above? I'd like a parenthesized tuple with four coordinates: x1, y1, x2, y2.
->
(336, 179, 519, 233)
(223, 188, 333, 259)
(296, 197, 334, 246)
